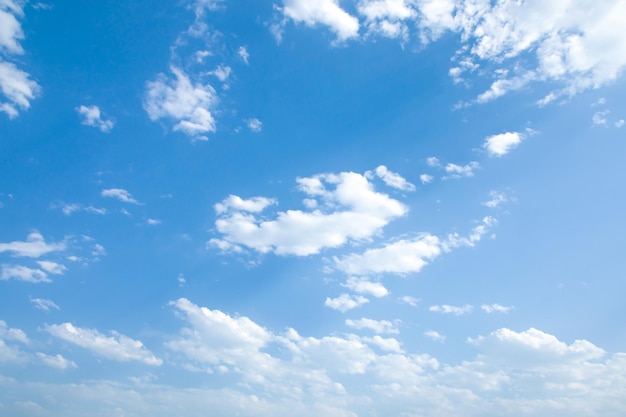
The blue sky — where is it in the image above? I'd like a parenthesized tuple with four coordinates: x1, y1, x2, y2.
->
(1, 0, 626, 415)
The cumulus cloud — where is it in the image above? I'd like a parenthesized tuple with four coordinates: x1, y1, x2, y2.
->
(144, 66, 218, 140)
(345, 318, 399, 334)
(325, 294, 369, 312)
(419, 174, 433, 184)
(483, 132, 523, 157)
(334, 216, 494, 277)
(424, 330, 446, 342)
(341, 276, 389, 298)
(0, 232, 66, 258)
(482, 191, 508, 208)
(429, 304, 473, 316)
(30, 298, 60, 311)
(0, 2, 40, 118)
(398, 295, 419, 306)
(443, 161, 479, 179)
(101, 188, 140, 204)
(76, 105, 114, 132)
(1, 265, 50, 283)
(281, 0, 360, 42)
(246, 118, 262, 132)
(481, 304, 513, 314)
(368, 165, 415, 191)
(0, 320, 29, 363)
(45, 323, 162, 366)
(36, 353, 77, 370)
(211, 170, 407, 256)
(237, 46, 249, 64)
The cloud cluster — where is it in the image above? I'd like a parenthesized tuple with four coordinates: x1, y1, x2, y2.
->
(76, 105, 114, 132)
(210, 170, 407, 256)
(278, 0, 626, 102)
(0, 1, 40, 118)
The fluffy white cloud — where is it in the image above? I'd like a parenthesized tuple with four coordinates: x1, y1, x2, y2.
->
(36, 352, 77, 370)
(0, 232, 66, 258)
(101, 188, 140, 204)
(481, 304, 513, 314)
(444, 161, 479, 179)
(341, 276, 389, 297)
(398, 295, 419, 306)
(75, 105, 114, 132)
(483, 131, 523, 157)
(209, 65, 231, 82)
(144, 66, 218, 140)
(246, 117, 262, 132)
(482, 191, 508, 208)
(1, 265, 50, 282)
(211, 170, 407, 256)
(0, 320, 28, 363)
(325, 293, 369, 312)
(0, 320, 28, 344)
(345, 318, 399, 334)
(0, 2, 40, 118)
(419, 173, 433, 184)
(237, 46, 249, 64)
(334, 216, 495, 277)
(429, 304, 473, 316)
(214, 195, 276, 215)
(30, 297, 60, 311)
(281, 0, 360, 41)
(369, 165, 415, 191)
(424, 330, 446, 342)
(45, 323, 162, 366)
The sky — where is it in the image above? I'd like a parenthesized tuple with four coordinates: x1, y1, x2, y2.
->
(1, 0, 626, 415)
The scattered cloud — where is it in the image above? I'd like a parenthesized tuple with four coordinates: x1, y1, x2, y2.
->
(45, 323, 162, 366)
(36, 352, 77, 370)
(30, 298, 60, 311)
(324, 293, 369, 312)
(481, 304, 513, 314)
(246, 118, 262, 132)
(75, 105, 114, 132)
(424, 330, 446, 342)
(341, 276, 389, 298)
(592, 110, 609, 126)
(482, 191, 508, 208)
(0, 232, 66, 258)
(426, 156, 440, 167)
(483, 132, 523, 157)
(419, 174, 433, 184)
(280, 0, 360, 42)
(209, 64, 231, 82)
(429, 304, 473, 316)
(398, 295, 419, 306)
(368, 165, 415, 191)
(214, 195, 276, 215)
(345, 318, 399, 334)
(616, 119, 625, 128)
(0, 320, 29, 344)
(444, 161, 479, 179)
(237, 46, 249, 64)
(144, 66, 218, 140)
(0, 265, 50, 282)
(101, 188, 140, 204)
(146, 218, 162, 226)
(211, 170, 407, 256)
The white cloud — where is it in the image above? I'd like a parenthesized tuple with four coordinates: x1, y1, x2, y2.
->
(36, 260, 66, 274)
(424, 330, 446, 342)
(246, 118, 262, 132)
(444, 161, 479, 179)
(0, 320, 28, 344)
(341, 276, 389, 298)
(144, 66, 218, 140)
(0, 320, 29, 364)
(76, 105, 114, 132)
(334, 216, 495, 277)
(429, 304, 473, 316)
(363, 335, 403, 353)
(45, 323, 162, 366)
(211, 170, 407, 256)
(281, 0, 360, 42)
(481, 304, 513, 314)
(483, 132, 523, 157)
(30, 298, 60, 311)
(369, 165, 415, 191)
(592, 110, 609, 126)
(209, 65, 231, 82)
(0, 61, 40, 118)
(398, 295, 419, 306)
(419, 174, 433, 184)
(426, 156, 440, 167)
(36, 353, 77, 370)
(101, 188, 140, 204)
(0, 232, 66, 258)
(237, 46, 249, 64)
(357, 0, 416, 40)
(325, 293, 369, 312)
(616, 119, 625, 128)
(0, 3, 23, 54)
(482, 191, 508, 208)
(214, 195, 276, 215)
(146, 218, 162, 225)
(0, 265, 49, 282)
(345, 318, 399, 334)
(335, 233, 441, 276)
